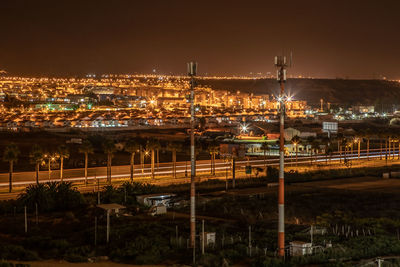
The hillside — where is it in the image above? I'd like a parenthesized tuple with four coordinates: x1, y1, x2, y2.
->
(197, 78, 400, 106)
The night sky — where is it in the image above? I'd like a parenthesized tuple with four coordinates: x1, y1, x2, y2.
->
(0, 0, 399, 78)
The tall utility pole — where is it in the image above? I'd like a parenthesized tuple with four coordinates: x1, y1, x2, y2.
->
(188, 61, 197, 248)
(275, 55, 290, 257)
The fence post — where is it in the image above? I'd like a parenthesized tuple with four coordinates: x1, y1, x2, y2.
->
(24, 206, 27, 233)
(106, 210, 110, 243)
(249, 226, 252, 257)
(202, 220, 205, 255)
(35, 203, 38, 225)
(94, 216, 97, 246)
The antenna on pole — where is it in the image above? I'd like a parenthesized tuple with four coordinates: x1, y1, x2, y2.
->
(187, 61, 198, 264)
(274, 53, 292, 257)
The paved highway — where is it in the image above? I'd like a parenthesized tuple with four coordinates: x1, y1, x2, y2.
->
(0, 148, 398, 188)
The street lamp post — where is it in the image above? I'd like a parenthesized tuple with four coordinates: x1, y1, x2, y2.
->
(44, 154, 58, 180)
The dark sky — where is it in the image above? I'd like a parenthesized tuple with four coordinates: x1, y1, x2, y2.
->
(0, 0, 399, 78)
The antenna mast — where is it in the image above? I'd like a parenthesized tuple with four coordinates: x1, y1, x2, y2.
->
(274, 54, 290, 257)
(187, 62, 197, 253)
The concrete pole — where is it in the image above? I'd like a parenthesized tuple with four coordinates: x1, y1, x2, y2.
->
(276, 56, 286, 258)
(278, 82, 285, 257)
(35, 203, 38, 225)
(48, 158, 51, 180)
(95, 174, 100, 204)
(225, 160, 228, 191)
(151, 149, 155, 179)
(202, 220, 205, 255)
(94, 216, 97, 246)
(188, 62, 197, 248)
(232, 158, 236, 189)
(106, 210, 110, 243)
(60, 157, 64, 182)
(249, 225, 252, 257)
(85, 153, 88, 184)
(310, 225, 313, 244)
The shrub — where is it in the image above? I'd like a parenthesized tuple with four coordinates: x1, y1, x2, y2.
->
(0, 244, 39, 261)
(17, 182, 85, 212)
(64, 246, 90, 263)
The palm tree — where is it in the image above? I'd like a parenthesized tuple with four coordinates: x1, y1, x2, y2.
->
(167, 141, 183, 178)
(311, 139, 320, 167)
(395, 132, 400, 160)
(103, 139, 116, 184)
(207, 142, 219, 175)
(384, 129, 390, 164)
(260, 141, 269, 170)
(79, 139, 94, 185)
(363, 128, 372, 161)
(291, 135, 301, 167)
(3, 143, 20, 192)
(307, 136, 317, 166)
(125, 139, 139, 182)
(30, 144, 44, 185)
(57, 145, 69, 182)
(336, 133, 344, 163)
(146, 139, 160, 179)
(322, 137, 333, 165)
(344, 138, 353, 164)
(378, 129, 385, 160)
(355, 136, 361, 160)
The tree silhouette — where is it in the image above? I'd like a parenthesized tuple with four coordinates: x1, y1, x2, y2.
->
(30, 144, 44, 185)
(103, 139, 116, 184)
(3, 143, 20, 192)
(125, 139, 140, 182)
(57, 145, 69, 182)
(79, 139, 94, 185)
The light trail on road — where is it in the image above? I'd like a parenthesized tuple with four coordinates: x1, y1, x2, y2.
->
(0, 149, 399, 188)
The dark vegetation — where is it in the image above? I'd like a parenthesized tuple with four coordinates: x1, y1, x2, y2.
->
(1, 166, 400, 266)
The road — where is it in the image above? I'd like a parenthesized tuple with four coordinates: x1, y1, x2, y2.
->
(0, 148, 398, 189)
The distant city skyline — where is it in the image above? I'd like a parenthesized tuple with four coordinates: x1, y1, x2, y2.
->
(0, 0, 399, 79)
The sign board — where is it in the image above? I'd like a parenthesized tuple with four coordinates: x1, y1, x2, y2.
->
(220, 144, 246, 158)
(322, 121, 338, 134)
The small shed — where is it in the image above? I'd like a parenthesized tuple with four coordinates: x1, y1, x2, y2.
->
(97, 203, 126, 216)
(136, 193, 176, 207)
(290, 241, 313, 256)
(200, 232, 216, 246)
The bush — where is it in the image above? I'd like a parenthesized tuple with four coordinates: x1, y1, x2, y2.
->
(0, 244, 39, 261)
(17, 182, 85, 212)
(0, 262, 30, 267)
(64, 246, 90, 262)
(198, 253, 222, 267)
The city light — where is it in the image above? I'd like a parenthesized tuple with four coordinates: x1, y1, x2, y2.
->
(239, 123, 250, 134)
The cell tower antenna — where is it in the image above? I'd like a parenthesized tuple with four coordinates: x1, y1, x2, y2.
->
(274, 53, 291, 257)
(187, 62, 197, 261)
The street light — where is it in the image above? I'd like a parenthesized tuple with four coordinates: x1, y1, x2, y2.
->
(239, 123, 250, 134)
(43, 153, 59, 180)
(292, 141, 298, 167)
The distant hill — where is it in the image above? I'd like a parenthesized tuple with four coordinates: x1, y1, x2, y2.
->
(197, 78, 400, 106)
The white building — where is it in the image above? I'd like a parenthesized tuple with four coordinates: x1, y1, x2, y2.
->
(290, 241, 313, 256)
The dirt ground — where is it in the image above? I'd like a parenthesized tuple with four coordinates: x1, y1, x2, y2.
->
(294, 176, 400, 193)
(10, 261, 171, 267)
(224, 176, 400, 197)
